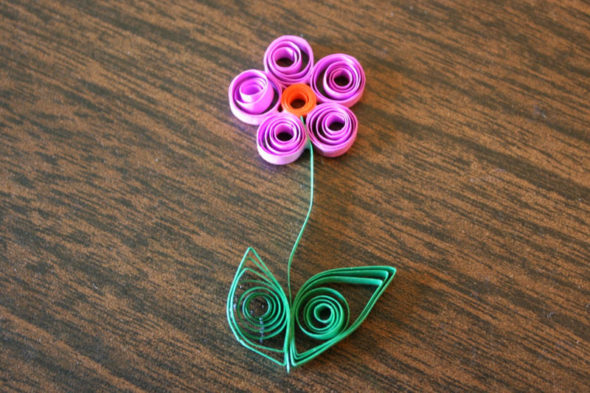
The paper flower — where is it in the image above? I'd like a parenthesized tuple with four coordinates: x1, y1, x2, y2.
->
(226, 35, 396, 370)
(229, 35, 364, 164)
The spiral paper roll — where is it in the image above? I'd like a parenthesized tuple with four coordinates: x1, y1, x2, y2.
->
(264, 35, 314, 87)
(295, 287, 349, 341)
(281, 83, 317, 117)
(228, 69, 281, 125)
(310, 54, 365, 107)
(306, 103, 358, 157)
(256, 112, 307, 165)
(234, 273, 288, 342)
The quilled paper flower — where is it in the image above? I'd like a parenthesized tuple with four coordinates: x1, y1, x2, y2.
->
(228, 36, 365, 163)
(226, 35, 395, 371)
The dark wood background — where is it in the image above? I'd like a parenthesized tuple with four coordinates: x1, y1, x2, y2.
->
(1, 0, 589, 392)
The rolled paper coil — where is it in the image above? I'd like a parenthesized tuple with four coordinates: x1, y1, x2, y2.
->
(257, 112, 307, 165)
(310, 54, 365, 107)
(234, 284, 288, 342)
(281, 83, 317, 118)
(228, 69, 282, 125)
(264, 35, 314, 87)
(306, 103, 358, 157)
(295, 287, 349, 341)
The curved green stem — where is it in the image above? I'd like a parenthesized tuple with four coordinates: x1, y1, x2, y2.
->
(287, 118, 314, 304)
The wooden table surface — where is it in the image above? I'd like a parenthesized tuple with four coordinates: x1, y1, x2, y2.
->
(1, 0, 589, 392)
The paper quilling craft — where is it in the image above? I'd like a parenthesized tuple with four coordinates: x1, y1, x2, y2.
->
(227, 35, 396, 371)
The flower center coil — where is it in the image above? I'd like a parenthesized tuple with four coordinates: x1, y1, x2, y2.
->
(281, 83, 317, 118)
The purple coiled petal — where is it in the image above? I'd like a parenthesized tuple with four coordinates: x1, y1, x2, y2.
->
(228, 69, 281, 125)
(257, 112, 307, 165)
(310, 54, 365, 107)
(264, 35, 314, 87)
(306, 103, 358, 157)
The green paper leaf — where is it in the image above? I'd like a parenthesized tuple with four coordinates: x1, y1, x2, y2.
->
(288, 266, 396, 367)
(226, 247, 290, 367)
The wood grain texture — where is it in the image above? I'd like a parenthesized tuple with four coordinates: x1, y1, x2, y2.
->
(1, 0, 589, 392)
